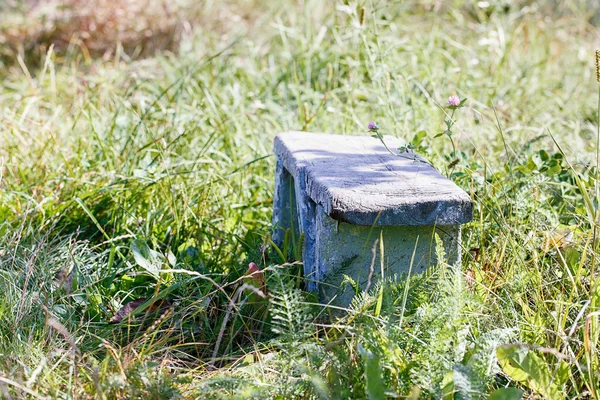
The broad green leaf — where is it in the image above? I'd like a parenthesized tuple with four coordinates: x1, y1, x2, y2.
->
(441, 370, 454, 399)
(497, 345, 561, 400)
(488, 387, 524, 400)
(166, 249, 177, 267)
(131, 239, 161, 278)
(357, 343, 386, 400)
(412, 130, 427, 146)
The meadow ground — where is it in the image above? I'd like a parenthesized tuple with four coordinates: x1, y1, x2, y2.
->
(1, 0, 600, 398)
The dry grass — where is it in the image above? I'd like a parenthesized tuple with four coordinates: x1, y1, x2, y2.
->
(0, 0, 197, 67)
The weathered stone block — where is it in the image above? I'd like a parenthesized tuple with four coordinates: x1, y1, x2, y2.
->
(272, 131, 472, 306)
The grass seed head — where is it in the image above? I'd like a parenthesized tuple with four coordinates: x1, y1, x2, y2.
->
(596, 49, 600, 83)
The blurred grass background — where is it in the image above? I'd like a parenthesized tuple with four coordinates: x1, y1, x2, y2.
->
(1, 0, 600, 398)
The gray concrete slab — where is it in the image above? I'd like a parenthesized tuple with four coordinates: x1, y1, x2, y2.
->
(274, 131, 472, 226)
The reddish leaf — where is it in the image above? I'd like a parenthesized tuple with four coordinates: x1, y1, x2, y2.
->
(108, 298, 171, 324)
(245, 262, 267, 295)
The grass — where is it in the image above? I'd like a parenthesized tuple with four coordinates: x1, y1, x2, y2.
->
(1, 0, 600, 398)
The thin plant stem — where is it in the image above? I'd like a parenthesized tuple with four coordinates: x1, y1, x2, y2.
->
(592, 84, 600, 304)
(449, 109, 457, 158)
(374, 135, 432, 165)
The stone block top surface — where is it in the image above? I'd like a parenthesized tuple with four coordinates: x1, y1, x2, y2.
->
(274, 131, 472, 226)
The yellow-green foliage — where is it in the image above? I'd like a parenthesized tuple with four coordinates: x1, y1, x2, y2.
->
(1, 0, 600, 398)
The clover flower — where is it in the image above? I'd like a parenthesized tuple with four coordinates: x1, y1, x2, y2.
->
(447, 95, 460, 107)
(367, 121, 379, 131)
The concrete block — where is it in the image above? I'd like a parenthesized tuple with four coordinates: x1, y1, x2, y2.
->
(272, 132, 472, 306)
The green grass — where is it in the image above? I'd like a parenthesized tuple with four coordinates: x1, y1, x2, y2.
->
(1, 0, 600, 398)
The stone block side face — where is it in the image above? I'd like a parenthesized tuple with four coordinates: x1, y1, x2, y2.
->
(293, 168, 318, 287)
(272, 157, 319, 287)
(272, 157, 297, 247)
(312, 205, 461, 306)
